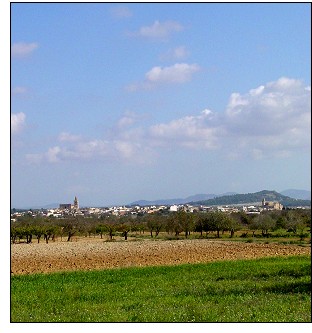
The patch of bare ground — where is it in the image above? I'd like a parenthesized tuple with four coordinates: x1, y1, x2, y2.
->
(11, 237, 311, 275)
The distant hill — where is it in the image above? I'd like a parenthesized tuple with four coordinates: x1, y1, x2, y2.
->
(280, 189, 311, 200)
(129, 192, 237, 206)
(190, 190, 311, 207)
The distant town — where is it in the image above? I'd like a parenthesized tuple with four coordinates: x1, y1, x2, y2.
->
(11, 193, 310, 223)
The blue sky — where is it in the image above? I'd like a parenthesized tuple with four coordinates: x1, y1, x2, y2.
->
(10, 2, 311, 208)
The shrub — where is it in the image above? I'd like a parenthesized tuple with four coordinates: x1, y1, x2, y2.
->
(299, 233, 309, 241)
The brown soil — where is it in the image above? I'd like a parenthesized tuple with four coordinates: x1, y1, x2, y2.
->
(11, 237, 311, 275)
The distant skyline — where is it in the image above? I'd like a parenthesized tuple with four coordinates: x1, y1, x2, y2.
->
(11, 2, 311, 208)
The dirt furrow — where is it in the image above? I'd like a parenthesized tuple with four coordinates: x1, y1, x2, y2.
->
(11, 238, 311, 275)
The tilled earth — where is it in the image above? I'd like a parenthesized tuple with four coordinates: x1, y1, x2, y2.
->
(11, 237, 311, 275)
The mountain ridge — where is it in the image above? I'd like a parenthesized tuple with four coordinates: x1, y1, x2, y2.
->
(280, 189, 311, 200)
(190, 190, 311, 207)
(129, 192, 237, 206)
(129, 189, 311, 207)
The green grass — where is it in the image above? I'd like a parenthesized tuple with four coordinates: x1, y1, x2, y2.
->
(127, 229, 311, 246)
(11, 255, 311, 322)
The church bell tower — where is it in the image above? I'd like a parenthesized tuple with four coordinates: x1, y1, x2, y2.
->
(74, 196, 79, 209)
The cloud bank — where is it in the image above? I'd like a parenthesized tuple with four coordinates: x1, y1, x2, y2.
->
(224, 77, 311, 157)
(25, 77, 311, 164)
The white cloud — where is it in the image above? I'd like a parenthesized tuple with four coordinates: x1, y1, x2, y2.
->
(127, 63, 200, 91)
(114, 140, 137, 159)
(78, 140, 111, 157)
(160, 46, 190, 61)
(27, 140, 110, 164)
(26, 146, 63, 164)
(58, 132, 82, 142)
(110, 6, 133, 18)
(149, 109, 221, 150)
(11, 112, 26, 134)
(146, 63, 200, 84)
(225, 77, 311, 136)
(116, 111, 143, 129)
(25, 77, 311, 164)
(148, 77, 310, 158)
(27, 146, 63, 164)
(129, 20, 183, 40)
(224, 77, 311, 158)
(172, 46, 189, 60)
(46, 146, 62, 163)
(11, 42, 38, 58)
(27, 131, 153, 165)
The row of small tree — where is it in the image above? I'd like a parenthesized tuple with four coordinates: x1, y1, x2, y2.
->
(11, 209, 311, 244)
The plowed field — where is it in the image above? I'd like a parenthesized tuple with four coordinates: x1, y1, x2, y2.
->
(11, 237, 311, 275)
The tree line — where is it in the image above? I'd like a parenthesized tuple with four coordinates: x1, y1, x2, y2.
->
(11, 209, 311, 244)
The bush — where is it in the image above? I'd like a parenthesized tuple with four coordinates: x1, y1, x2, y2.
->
(299, 233, 309, 241)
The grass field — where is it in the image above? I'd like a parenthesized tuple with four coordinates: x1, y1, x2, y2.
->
(11, 255, 311, 322)
(131, 228, 311, 245)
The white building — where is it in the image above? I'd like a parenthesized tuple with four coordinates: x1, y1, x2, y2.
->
(169, 205, 178, 212)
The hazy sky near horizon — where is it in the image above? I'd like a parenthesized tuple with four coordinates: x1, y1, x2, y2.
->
(11, 2, 311, 208)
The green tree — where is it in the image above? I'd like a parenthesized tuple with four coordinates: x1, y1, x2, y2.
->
(10, 226, 20, 244)
(176, 211, 194, 238)
(154, 214, 163, 237)
(16, 227, 26, 243)
(230, 211, 251, 226)
(227, 216, 242, 238)
(143, 213, 163, 238)
(95, 224, 107, 239)
(118, 216, 132, 240)
(86, 218, 98, 238)
(24, 227, 33, 243)
(145, 214, 156, 238)
(248, 216, 259, 237)
(32, 225, 45, 243)
(201, 214, 212, 237)
(164, 212, 183, 237)
(275, 215, 287, 230)
(99, 215, 118, 241)
(206, 211, 229, 238)
(43, 226, 57, 243)
(252, 213, 276, 237)
(286, 210, 306, 235)
(59, 217, 79, 242)
(105, 223, 116, 241)
(194, 213, 205, 236)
